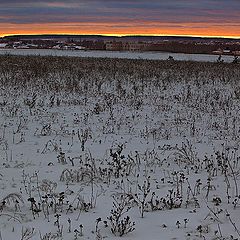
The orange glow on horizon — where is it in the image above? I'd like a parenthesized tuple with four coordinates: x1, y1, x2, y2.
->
(0, 22, 240, 39)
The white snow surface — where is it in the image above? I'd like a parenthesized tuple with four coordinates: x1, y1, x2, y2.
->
(0, 56, 239, 240)
(0, 44, 7, 48)
(0, 48, 235, 62)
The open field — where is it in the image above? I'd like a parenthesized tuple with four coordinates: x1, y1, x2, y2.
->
(0, 49, 236, 63)
(0, 55, 240, 239)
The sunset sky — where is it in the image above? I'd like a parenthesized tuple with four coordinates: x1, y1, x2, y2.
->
(0, 0, 240, 38)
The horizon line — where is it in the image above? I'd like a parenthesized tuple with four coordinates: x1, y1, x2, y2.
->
(1, 33, 240, 40)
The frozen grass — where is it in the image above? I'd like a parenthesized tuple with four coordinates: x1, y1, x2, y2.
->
(0, 55, 240, 239)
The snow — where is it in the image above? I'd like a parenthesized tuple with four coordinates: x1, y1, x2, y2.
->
(0, 55, 240, 240)
(0, 48, 236, 62)
(0, 43, 7, 48)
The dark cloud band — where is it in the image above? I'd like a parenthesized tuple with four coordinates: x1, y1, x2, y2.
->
(0, 0, 239, 37)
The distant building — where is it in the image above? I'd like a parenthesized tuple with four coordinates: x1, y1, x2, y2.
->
(106, 41, 150, 51)
(212, 48, 223, 55)
(52, 45, 61, 49)
(123, 42, 149, 51)
(223, 49, 231, 54)
(106, 41, 122, 51)
(75, 46, 85, 50)
(52, 43, 86, 50)
(128, 42, 146, 51)
(233, 51, 240, 56)
(212, 48, 232, 55)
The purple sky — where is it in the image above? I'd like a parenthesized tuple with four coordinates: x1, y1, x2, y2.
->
(0, 0, 239, 37)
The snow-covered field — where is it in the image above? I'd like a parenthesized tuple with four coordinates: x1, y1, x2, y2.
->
(0, 55, 240, 240)
(0, 48, 235, 62)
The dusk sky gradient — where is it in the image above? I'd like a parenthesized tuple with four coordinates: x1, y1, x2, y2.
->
(0, 0, 239, 37)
